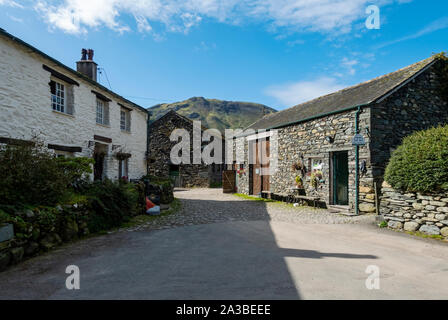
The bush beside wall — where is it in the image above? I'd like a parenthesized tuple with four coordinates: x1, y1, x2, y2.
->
(385, 125, 448, 193)
(0, 142, 146, 272)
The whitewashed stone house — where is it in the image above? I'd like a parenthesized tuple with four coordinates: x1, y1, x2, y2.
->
(0, 29, 149, 181)
(231, 56, 448, 214)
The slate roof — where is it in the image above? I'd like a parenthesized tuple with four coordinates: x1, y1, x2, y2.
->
(248, 56, 436, 130)
(150, 110, 223, 139)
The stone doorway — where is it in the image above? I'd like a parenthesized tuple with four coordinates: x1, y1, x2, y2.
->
(93, 143, 108, 181)
(332, 151, 349, 205)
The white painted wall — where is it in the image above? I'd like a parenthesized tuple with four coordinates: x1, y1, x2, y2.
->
(0, 34, 148, 180)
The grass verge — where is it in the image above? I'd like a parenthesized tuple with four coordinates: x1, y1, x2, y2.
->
(233, 193, 315, 210)
(120, 198, 182, 229)
(405, 230, 445, 241)
(234, 193, 276, 203)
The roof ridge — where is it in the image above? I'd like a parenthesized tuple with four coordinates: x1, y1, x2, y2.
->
(286, 56, 435, 112)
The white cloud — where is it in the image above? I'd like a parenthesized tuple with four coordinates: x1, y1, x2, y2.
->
(376, 16, 448, 49)
(265, 77, 346, 107)
(0, 0, 405, 37)
(287, 39, 305, 47)
(0, 0, 23, 8)
(194, 41, 217, 52)
(7, 14, 23, 23)
(341, 57, 359, 75)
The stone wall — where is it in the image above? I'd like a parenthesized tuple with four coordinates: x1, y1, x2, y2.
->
(232, 109, 375, 211)
(0, 203, 91, 272)
(371, 61, 448, 185)
(234, 136, 250, 194)
(380, 182, 448, 239)
(231, 61, 448, 213)
(269, 108, 373, 210)
(148, 111, 222, 188)
(0, 33, 148, 180)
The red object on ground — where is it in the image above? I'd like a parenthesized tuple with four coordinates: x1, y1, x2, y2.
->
(146, 197, 155, 211)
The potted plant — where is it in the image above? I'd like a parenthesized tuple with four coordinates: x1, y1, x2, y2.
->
(295, 176, 304, 188)
(291, 160, 305, 171)
(310, 170, 323, 189)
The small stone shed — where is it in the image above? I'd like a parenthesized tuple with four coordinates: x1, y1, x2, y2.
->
(147, 110, 223, 188)
(233, 56, 448, 214)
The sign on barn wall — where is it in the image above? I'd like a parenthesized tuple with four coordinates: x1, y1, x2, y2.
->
(352, 134, 366, 146)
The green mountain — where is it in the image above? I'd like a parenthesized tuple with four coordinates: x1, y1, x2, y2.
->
(149, 97, 277, 132)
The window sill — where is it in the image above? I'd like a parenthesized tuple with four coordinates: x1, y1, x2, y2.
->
(121, 129, 132, 134)
(52, 110, 75, 118)
(96, 123, 111, 128)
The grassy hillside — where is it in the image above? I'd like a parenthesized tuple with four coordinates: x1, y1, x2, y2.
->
(149, 97, 277, 131)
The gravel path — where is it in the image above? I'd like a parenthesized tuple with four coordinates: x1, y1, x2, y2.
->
(122, 188, 375, 232)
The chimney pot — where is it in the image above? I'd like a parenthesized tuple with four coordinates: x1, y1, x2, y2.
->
(81, 48, 87, 61)
(77, 48, 98, 82)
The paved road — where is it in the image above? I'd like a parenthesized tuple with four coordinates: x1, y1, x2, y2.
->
(0, 189, 447, 299)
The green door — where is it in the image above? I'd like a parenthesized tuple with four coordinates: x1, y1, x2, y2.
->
(333, 152, 349, 205)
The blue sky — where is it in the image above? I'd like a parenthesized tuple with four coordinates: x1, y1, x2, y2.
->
(0, 0, 447, 110)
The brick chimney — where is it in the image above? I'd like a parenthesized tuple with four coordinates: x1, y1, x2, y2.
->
(76, 49, 97, 82)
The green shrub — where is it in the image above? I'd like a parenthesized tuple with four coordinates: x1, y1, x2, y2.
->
(385, 125, 448, 193)
(142, 175, 172, 188)
(0, 141, 93, 206)
(55, 156, 94, 190)
(0, 142, 67, 206)
(85, 180, 141, 233)
(0, 209, 10, 225)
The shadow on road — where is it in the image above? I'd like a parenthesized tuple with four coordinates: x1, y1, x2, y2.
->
(0, 191, 378, 300)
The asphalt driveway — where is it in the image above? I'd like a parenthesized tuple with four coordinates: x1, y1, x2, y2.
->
(0, 189, 447, 300)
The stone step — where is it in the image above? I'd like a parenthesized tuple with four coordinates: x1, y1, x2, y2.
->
(328, 205, 351, 215)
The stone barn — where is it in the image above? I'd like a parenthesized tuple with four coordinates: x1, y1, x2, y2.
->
(147, 110, 223, 188)
(232, 56, 448, 214)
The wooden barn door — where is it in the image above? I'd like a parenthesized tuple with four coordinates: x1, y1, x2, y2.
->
(250, 138, 270, 195)
(261, 138, 270, 192)
(222, 170, 236, 193)
(250, 140, 262, 195)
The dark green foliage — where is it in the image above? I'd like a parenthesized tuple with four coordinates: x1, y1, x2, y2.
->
(55, 156, 94, 191)
(143, 175, 172, 187)
(0, 140, 145, 248)
(0, 142, 68, 206)
(0, 142, 93, 206)
(385, 125, 448, 193)
(209, 181, 223, 188)
(142, 175, 174, 204)
(84, 180, 141, 233)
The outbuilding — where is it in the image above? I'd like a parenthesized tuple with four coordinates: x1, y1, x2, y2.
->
(232, 56, 448, 214)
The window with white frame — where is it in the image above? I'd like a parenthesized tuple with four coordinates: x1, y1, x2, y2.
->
(50, 80, 65, 113)
(96, 99, 109, 125)
(120, 109, 131, 132)
(119, 158, 129, 179)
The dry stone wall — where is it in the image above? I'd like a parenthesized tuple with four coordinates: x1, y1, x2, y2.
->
(380, 182, 448, 238)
